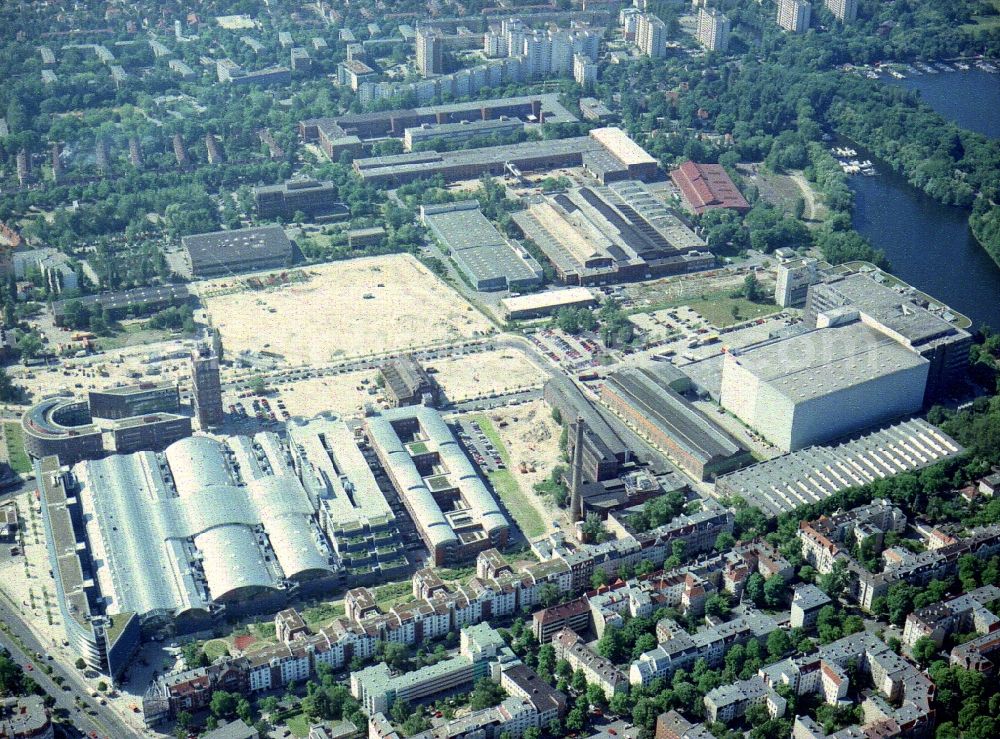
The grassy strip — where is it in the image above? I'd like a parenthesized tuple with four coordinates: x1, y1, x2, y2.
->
(687, 296, 782, 328)
(489, 468, 546, 539)
(2, 423, 32, 474)
(473, 415, 546, 538)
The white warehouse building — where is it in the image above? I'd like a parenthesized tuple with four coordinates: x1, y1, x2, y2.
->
(719, 319, 929, 452)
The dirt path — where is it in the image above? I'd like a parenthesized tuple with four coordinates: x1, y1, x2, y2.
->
(789, 172, 823, 222)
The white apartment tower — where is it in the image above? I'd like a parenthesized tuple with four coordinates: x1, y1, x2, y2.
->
(778, 0, 811, 33)
(416, 27, 443, 77)
(825, 0, 857, 22)
(523, 30, 553, 78)
(484, 30, 506, 58)
(696, 8, 730, 52)
(636, 13, 667, 58)
(574, 53, 597, 88)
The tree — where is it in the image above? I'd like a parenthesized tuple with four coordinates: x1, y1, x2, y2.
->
(818, 559, 850, 599)
(714, 531, 736, 552)
(767, 629, 792, 660)
(175, 711, 193, 730)
(911, 636, 937, 667)
(743, 273, 762, 303)
(571, 669, 588, 694)
(211, 690, 238, 718)
(250, 375, 267, 396)
(706, 593, 731, 618)
(74, 658, 86, 671)
(763, 576, 787, 608)
(470, 678, 506, 710)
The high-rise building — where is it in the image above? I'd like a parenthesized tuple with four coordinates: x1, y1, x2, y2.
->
(778, 0, 811, 32)
(523, 30, 553, 78)
(825, 0, 857, 22)
(190, 344, 223, 428)
(696, 8, 730, 52)
(574, 53, 597, 88)
(503, 18, 527, 57)
(484, 30, 506, 58)
(415, 27, 443, 77)
(636, 12, 667, 58)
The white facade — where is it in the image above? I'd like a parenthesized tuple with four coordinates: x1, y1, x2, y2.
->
(696, 8, 730, 52)
(778, 0, 811, 33)
(825, 0, 857, 22)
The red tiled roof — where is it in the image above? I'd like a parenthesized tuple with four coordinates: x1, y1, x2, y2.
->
(670, 161, 750, 214)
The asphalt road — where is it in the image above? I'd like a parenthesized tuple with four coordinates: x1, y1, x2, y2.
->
(0, 595, 138, 738)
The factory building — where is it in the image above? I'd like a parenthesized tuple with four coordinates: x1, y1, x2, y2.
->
(670, 161, 750, 215)
(421, 201, 543, 292)
(403, 116, 524, 152)
(544, 376, 630, 483)
(365, 406, 510, 564)
(181, 225, 293, 279)
(715, 418, 963, 516)
(304, 94, 574, 142)
(253, 179, 346, 220)
(380, 357, 440, 408)
(52, 285, 191, 325)
(353, 127, 657, 186)
(513, 180, 712, 286)
(501, 287, 598, 320)
(720, 320, 930, 452)
(601, 365, 753, 481)
(803, 269, 973, 402)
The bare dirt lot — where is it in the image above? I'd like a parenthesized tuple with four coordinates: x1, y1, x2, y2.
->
(431, 348, 548, 403)
(198, 255, 494, 365)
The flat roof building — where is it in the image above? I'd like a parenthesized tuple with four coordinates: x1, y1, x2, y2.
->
(601, 365, 752, 481)
(719, 320, 930, 452)
(52, 285, 191, 324)
(403, 117, 524, 152)
(670, 161, 750, 215)
(254, 179, 346, 221)
(715, 418, 963, 516)
(365, 406, 510, 564)
(501, 287, 598, 320)
(182, 225, 293, 279)
(421, 201, 543, 292)
(88, 382, 180, 420)
(804, 268, 973, 402)
(513, 181, 712, 286)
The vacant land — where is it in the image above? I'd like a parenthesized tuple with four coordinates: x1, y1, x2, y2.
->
(688, 294, 783, 328)
(431, 347, 547, 403)
(200, 255, 493, 365)
(469, 401, 564, 537)
(623, 269, 777, 317)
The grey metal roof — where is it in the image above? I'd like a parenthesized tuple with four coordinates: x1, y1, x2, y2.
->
(77, 433, 334, 620)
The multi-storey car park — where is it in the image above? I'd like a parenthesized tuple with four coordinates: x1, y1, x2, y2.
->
(365, 405, 510, 564)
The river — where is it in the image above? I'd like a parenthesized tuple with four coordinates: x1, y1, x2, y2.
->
(848, 68, 1000, 331)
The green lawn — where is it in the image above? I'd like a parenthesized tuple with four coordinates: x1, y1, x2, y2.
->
(202, 639, 229, 661)
(284, 711, 312, 737)
(2, 423, 31, 474)
(473, 416, 546, 539)
(688, 296, 782, 328)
